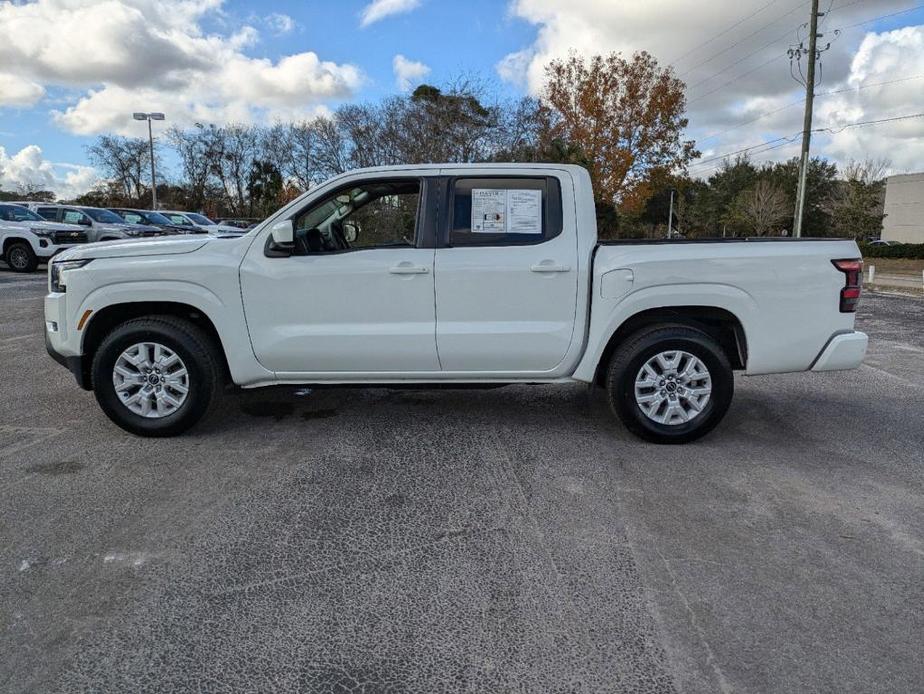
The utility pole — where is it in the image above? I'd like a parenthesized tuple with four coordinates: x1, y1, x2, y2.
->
(667, 189, 675, 238)
(792, 0, 821, 238)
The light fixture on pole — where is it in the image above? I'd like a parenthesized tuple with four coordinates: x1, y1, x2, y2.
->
(133, 112, 165, 210)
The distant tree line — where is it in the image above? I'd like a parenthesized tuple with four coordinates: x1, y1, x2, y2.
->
(14, 51, 887, 239)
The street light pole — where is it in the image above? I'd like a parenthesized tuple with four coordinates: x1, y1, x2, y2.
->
(667, 189, 675, 238)
(133, 112, 165, 210)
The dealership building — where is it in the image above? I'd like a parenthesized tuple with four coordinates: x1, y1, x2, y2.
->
(882, 172, 924, 244)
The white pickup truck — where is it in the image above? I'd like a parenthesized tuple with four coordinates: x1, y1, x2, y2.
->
(44, 164, 868, 443)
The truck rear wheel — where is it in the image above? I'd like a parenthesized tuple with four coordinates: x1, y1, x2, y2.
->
(5, 241, 39, 273)
(605, 324, 733, 444)
(91, 316, 222, 437)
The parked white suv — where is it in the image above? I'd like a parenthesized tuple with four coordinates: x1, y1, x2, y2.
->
(44, 164, 868, 443)
(22, 204, 165, 243)
(0, 203, 87, 272)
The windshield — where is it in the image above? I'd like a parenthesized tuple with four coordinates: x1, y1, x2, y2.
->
(144, 211, 172, 224)
(82, 208, 126, 223)
(0, 204, 45, 222)
(185, 213, 216, 225)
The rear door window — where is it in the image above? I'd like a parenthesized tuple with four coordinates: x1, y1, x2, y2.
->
(448, 177, 562, 247)
(61, 209, 89, 225)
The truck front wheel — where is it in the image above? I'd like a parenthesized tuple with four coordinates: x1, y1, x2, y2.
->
(91, 316, 222, 437)
(5, 241, 39, 273)
(605, 325, 734, 444)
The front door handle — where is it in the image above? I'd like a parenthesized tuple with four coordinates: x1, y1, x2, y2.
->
(530, 261, 571, 273)
(389, 262, 430, 275)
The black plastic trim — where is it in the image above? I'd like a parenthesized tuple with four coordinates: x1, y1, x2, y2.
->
(45, 332, 90, 390)
(599, 237, 851, 245)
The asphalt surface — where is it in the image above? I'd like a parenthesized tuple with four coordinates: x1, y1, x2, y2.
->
(1, 268, 922, 693)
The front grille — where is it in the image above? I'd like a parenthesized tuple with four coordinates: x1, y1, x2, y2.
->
(50, 230, 88, 244)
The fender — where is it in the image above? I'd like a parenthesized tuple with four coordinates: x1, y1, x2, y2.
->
(571, 282, 757, 382)
(77, 279, 273, 386)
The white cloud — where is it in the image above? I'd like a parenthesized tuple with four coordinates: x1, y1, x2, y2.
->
(265, 12, 296, 36)
(0, 145, 98, 199)
(392, 54, 431, 91)
(818, 27, 924, 173)
(498, 0, 921, 172)
(360, 0, 421, 28)
(0, 74, 45, 107)
(0, 0, 362, 135)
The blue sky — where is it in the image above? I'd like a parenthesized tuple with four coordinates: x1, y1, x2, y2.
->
(2, 0, 924, 196)
(0, 0, 537, 175)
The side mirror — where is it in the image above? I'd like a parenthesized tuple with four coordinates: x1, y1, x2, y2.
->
(270, 219, 294, 245)
(79, 218, 92, 226)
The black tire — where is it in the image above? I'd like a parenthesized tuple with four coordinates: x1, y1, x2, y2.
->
(605, 324, 734, 444)
(5, 241, 39, 273)
(91, 316, 222, 437)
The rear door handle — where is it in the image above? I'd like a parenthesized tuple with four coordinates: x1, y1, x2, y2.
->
(530, 261, 571, 273)
(389, 262, 430, 275)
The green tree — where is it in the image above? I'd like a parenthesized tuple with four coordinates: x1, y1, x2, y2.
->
(247, 160, 283, 217)
(825, 159, 887, 240)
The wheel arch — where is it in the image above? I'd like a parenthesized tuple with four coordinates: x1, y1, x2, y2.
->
(592, 306, 748, 386)
(3, 235, 36, 255)
(78, 301, 231, 389)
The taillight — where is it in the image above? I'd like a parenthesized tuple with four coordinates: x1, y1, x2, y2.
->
(832, 259, 863, 313)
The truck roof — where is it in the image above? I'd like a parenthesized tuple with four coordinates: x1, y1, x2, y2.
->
(338, 163, 588, 175)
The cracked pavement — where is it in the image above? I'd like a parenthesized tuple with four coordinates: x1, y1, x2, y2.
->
(1, 270, 922, 693)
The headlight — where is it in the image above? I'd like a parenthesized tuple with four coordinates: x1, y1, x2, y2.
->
(50, 259, 92, 293)
(31, 227, 53, 237)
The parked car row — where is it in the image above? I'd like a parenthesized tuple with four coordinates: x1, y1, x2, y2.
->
(1, 203, 249, 273)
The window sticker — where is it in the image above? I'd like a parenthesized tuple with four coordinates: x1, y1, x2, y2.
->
(471, 189, 507, 232)
(471, 188, 542, 234)
(507, 189, 542, 234)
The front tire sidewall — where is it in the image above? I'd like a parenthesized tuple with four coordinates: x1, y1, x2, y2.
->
(6, 242, 38, 273)
(92, 322, 215, 437)
(610, 333, 733, 444)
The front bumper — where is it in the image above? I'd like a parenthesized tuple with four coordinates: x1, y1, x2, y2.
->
(811, 331, 869, 372)
(45, 292, 91, 389)
(45, 330, 89, 388)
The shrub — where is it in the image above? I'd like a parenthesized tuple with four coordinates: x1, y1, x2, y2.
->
(859, 243, 924, 259)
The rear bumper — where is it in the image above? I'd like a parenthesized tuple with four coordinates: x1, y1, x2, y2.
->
(811, 331, 868, 372)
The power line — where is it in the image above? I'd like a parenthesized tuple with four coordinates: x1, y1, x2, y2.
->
(679, 0, 811, 77)
(669, 0, 782, 66)
(818, 111, 924, 133)
(838, 2, 924, 29)
(689, 3, 924, 139)
(697, 73, 924, 144)
(688, 54, 787, 105)
(689, 111, 924, 176)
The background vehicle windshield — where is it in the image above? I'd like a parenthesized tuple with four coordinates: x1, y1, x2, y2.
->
(185, 213, 216, 225)
(145, 211, 173, 225)
(0, 204, 45, 222)
(82, 208, 126, 223)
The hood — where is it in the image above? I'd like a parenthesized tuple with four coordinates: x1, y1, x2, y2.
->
(99, 223, 162, 235)
(55, 235, 212, 261)
(0, 219, 84, 233)
(30, 220, 85, 232)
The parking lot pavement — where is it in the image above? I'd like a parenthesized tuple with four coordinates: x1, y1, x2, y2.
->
(1, 271, 922, 693)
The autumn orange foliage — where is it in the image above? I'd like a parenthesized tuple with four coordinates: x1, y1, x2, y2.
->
(540, 51, 698, 215)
